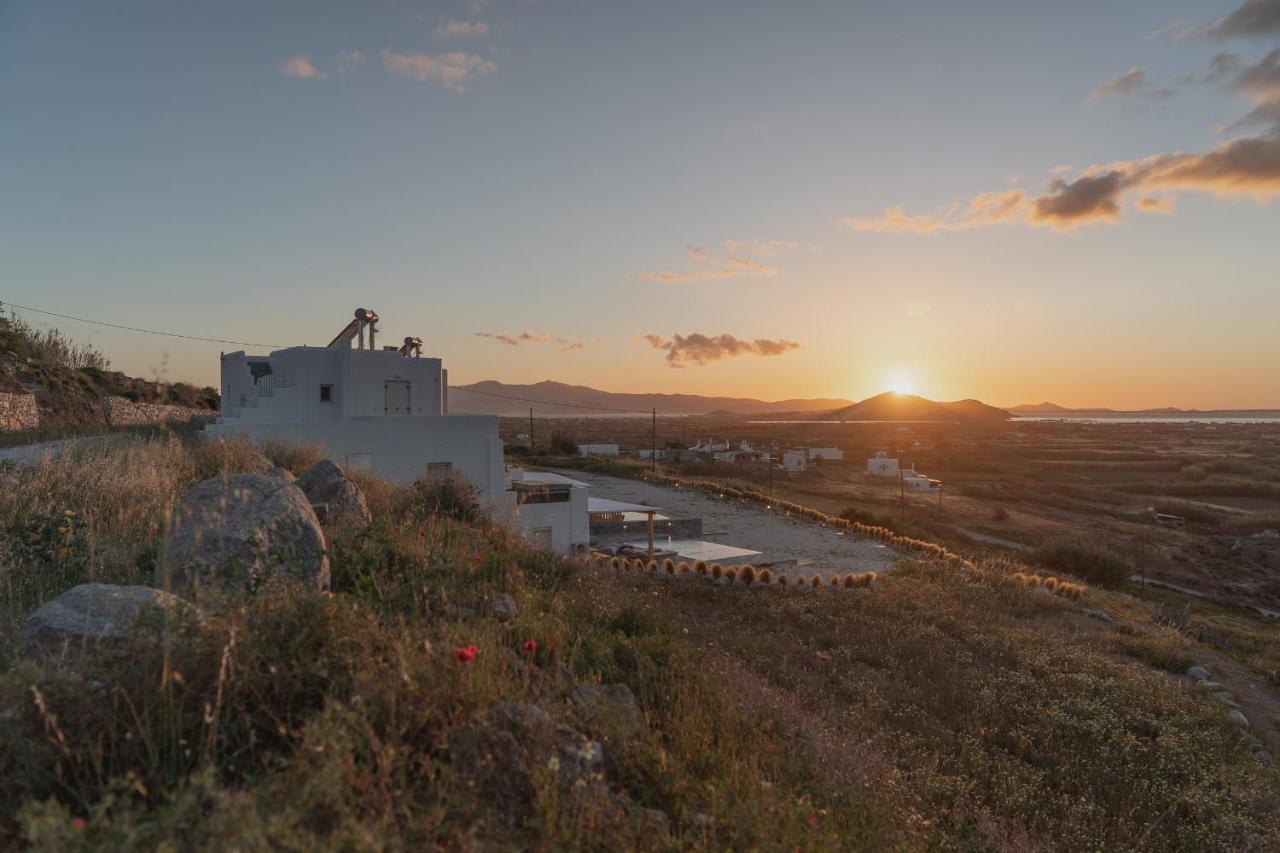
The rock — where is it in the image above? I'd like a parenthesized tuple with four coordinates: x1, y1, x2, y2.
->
(450, 702, 607, 824)
(1213, 691, 1242, 709)
(1082, 608, 1116, 624)
(295, 460, 370, 530)
(485, 593, 518, 622)
(571, 683, 645, 738)
(1256, 750, 1274, 764)
(163, 472, 329, 594)
(639, 807, 671, 837)
(1186, 665, 1211, 681)
(1196, 680, 1222, 692)
(23, 583, 189, 649)
(1225, 709, 1250, 728)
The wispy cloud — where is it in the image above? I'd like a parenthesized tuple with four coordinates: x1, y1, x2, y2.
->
(904, 300, 932, 318)
(281, 56, 324, 79)
(842, 130, 1280, 232)
(1210, 0, 1280, 39)
(643, 332, 801, 367)
(381, 49, 496, 91)
(475, 330, 592, 352)
(434, 20, 489, 38)
(1090, 68, 1146, 101)
(638, 240, 800, 282)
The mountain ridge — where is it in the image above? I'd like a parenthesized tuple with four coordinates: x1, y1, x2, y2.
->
(449, 379, 852, 416)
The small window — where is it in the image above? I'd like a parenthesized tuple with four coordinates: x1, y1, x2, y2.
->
(319, 384, 333, 403)
(425, 462, 453, 480)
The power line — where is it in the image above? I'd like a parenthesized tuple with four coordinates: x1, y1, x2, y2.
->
(3, 299, 654, 415)
(450, 385, 652, 414)
(1, 301, 288, 349)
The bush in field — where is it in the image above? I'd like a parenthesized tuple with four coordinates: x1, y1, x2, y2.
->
(549, 431, 578, 456)
(1033, 540, 1129, 587)
(413, 475, 483, 523)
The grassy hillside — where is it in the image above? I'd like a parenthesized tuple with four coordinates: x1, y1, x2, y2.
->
(1, 433, 1277, 849)
(0, 307, 218, 431)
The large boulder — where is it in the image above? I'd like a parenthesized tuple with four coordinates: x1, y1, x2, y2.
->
(450, 702, 607, 825)
(295, 460, 371, 530)
(571, 683, 646, 738)
(162, 472, 329, 594)
(23, 583, 188, 649)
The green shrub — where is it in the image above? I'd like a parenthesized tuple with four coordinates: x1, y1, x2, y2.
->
(1033, 540, 1130, 587)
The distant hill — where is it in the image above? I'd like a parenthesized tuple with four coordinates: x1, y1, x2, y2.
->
(1007, 402, 1280, 416)
(0, 308, 218, 428)
(449, 380, 852, 416)
(826, 392, 1009, 422)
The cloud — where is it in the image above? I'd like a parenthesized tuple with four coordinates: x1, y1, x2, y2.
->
(1090, 68, 1146, 100)
(843, 130, 1280, 232)
(638, 254, 777, 283)
(1210, 0, 1280, 39)
(905, 300, 932, 318)
(475, 330, 591, 352)
(724, 238, 800, 257)
(1136, 196, 1176, 213)
(281, 56, 324, 79)
(644, 332, 801, 367)
(381, 49, 496, 91)
(435, 20, 489, 38)
(1236, 48, 1280, 102)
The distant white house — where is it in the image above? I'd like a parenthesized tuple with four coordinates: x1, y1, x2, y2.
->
(902, 468, 941, 492)
(866, 451, 899, 477)
(207, 308, 504, 497)
(688, 439, 730, 455)
(807, 446, 843, 462)
(781, 449, 807, 473)
(507, 469, 590, 554)
(577, 443, 619, 457)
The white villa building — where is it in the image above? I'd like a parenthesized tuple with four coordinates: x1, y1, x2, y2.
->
(577, 443, 620, 456)
(866, 451, 899, 477)
(902, 467, 941, 492)
(206, 309, 504, 496)
(781, 449, 807, 473)
(507, 469, 590, 554)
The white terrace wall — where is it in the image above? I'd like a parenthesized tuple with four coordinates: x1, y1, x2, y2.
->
(0, 392, 39, 431)
(103, 397, 217, 426)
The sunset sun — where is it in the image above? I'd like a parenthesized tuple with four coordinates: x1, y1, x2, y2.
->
(887, 372, 916, 396)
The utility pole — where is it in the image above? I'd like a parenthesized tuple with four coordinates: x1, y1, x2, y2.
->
(529, 407, 534, 454)
(768, 438, 774, 498)
(651, 408, 657, 471)
(900, 468, 906, 524)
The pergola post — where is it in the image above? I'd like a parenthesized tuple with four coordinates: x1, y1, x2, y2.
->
(646, 511, 655, 560)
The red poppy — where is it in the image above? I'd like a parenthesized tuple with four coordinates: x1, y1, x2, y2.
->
(453, 644, 478, 663)
(72, 817, 87, 831)
(417, 528, 426, 539)
(474, 554, 484, 564)
(807, 814, 817, 828)
(521, 639, 537, 655)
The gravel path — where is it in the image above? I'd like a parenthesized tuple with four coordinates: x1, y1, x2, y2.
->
(556, 469, 898, 573)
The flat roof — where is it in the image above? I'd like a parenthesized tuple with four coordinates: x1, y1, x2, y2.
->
(589, 497, 662, 515)
(623, 538, 761, 563)
(516, 471, 588, 488)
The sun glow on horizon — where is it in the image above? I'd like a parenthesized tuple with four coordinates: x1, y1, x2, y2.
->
(886, 371, 916, 396)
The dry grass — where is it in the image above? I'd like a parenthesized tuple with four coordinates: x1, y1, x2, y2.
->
(0, 436, 904, 849)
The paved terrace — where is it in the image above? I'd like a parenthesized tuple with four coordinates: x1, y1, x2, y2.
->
(555, 469, 898, 574)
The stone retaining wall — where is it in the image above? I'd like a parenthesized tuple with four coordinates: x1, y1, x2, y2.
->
(0, 392, 40, 431)
(102, 396, 217, 426)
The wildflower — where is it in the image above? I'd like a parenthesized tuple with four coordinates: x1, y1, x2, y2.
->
(72, 817, 86, 831)
(807, 814, 818, 827)
(521, 639, 537, 655)
(63, 509, 76, 519)
(547, 756, 560, 771)
(453, 644, 478, 663)
(474, 554, 484, 564)
(417, 528, 426, 538)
